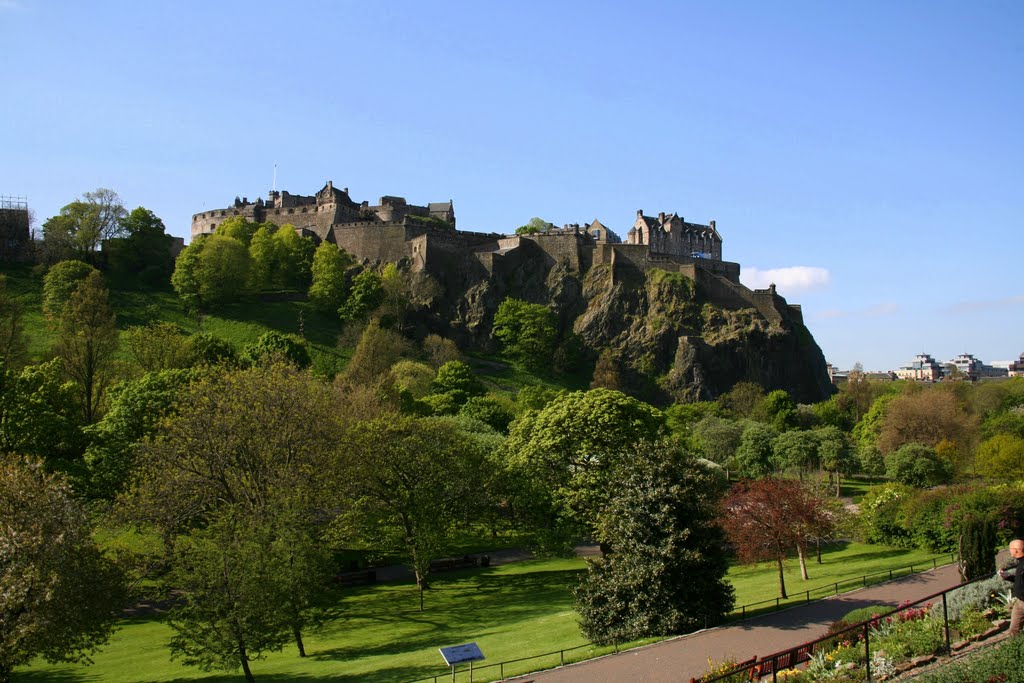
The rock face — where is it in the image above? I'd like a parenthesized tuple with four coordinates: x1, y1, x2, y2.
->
(410, 243, 832, 405)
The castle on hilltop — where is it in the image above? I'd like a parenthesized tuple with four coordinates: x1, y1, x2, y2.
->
(193, 180, 740, 276)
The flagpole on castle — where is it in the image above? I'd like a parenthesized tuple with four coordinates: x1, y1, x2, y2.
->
(273, 161, 277, 192)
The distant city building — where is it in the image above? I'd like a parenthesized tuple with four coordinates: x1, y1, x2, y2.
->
(895, 353, 943, 381)
(945, 353, 1007, 380)
(1007, 354, 1024, 378)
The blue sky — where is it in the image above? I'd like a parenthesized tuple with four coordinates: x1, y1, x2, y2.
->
(2, 1, 1022, 371)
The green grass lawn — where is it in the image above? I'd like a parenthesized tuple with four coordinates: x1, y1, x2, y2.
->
(15, 542, 951, 683)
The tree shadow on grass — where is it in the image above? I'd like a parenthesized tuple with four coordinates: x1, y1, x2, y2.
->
(11, 671, 101, 683)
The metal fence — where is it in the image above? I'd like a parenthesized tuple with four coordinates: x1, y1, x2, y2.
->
(408, 553, 956, 683)
(695, 571, 995, 683)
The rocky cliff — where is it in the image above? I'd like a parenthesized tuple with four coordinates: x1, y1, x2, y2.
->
(409, 248, 832, 405)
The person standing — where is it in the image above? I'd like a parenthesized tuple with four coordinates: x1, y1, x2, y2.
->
(999, 539, 1024, 636)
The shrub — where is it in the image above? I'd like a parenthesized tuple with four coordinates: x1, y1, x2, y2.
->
(953, 607, 992, 639)
(42, 259, 96, 319)
(913, 635, 1024, 682)
(240, 331, 311, 369)
(930, 576, 1005, 622)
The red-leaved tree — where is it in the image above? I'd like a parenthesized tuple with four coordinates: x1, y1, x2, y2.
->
(721, 478, 835, 599)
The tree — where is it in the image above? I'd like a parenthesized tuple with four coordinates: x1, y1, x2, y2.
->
(125, 365, 340, 533)
(815, 425, 857, 496)
(308, 242, 351, 313)
(721, 478, 831, 598)
(718, 381, 765, 418)
(431, 360, 484, 402)
(195, 235, 251, 306)
(0, 276, 27, 369)
(771, 429, 819, 478)
(691, 416, 744, 476)
(0, 456, 125, 683)
(42, 259, 97, 320)
(422, 334, 461, 368)
(167, 506, 290, 683)
(388, 360, 435, 399)
(41, 188, 127, 262)
(885, 443, 953, 487)
(272, 226, 314, 289)
(503, 388, 665, 542)
(458, 395, 514, 433)
(733, 421, 778, 478)
(53, 271, 119, 423)
(338, 268, 384, 322)
(0, 359, 85, 467)
(574, 442, 734, 643)
(877, 388, 977, 455)
(958, 515, 996, 582)
(240, 331, 311, 370)
(171, 235, 250, 310)
(83, 369, 193, 499)
(341, 320, 415, 385)
(492, 298, 558, 372)
(974, 433, 1024, 480)
(214, 216, 260, 246)
(753, 389, 798, 431)
(338, 417, 487, 610)
(123, 322, 193, 372)
(247, 225, 279, 291)
(187, 332, 237, 367)
(514, 217, 551, 235)
(105, 207, 176, 288)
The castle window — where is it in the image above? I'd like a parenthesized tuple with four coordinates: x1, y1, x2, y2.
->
(288, 209, 294, 214)
(211, 223, 217, 230)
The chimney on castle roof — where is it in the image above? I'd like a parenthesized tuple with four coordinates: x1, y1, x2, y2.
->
(343, 187, 348, 194)
(637, 209, 643, 218)
(658, 212, 665, 222)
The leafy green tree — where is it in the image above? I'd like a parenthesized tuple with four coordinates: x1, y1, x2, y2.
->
(167, 506, 290, 683)
(247, 225, 279, 291)
(42, 260, 97, 320)
(422, 333, 461, 368)
(877, 388, 977, 455)
(389, 360, 435, 399)
(974, 433, 1024, 480)
(338, 268, 384, 322)
(815, 425, 857, 496)
(492, 298, 557, 372)
(575, 442, 734, 643)
(341, 320, 416, 385)
(308, 242, 351, 313)
(857, 443, 886, 477)
(84, 369, 193, 499)
(54, 271, 119, 423)
(753, 389, 798, 431)
(187, 332, 237, 367)
(214, 216, 260, 246)
(691, 416, 743, 474)
(171, 240, 203, 310)
(431, 360, 484, 402)
(338, 417, 487, 610)
(771, 429, 819, 478)
(125, 365, 340, 533)
(0, 276, 27, 369)
(885, 443, 953, 487)
(240, 331, 311, 370)
(958, 514, 996, 582)
(590, 348, 623, 390)
(0, 456, 125, 683)
(718, 381, 765, 418)
(272, 226, 315, 289)
(123, 322, 193, 372)
(514, 217, 551, 235)
(458, 395, 514, 433)
(41, 188, 126, 262)
(196, 235, 251, 306)
(105, 207, 177, 288)
(0, 359, 85, 466)
(504, 388, 665, 542)
(733, 421, 778, 478)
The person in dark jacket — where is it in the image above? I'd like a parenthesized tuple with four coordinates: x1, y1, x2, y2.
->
(999, 539, 1024, 636)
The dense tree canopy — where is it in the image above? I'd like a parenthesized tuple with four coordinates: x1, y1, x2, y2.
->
(0, 456, 125, 683)
(492, 297, 558, 372)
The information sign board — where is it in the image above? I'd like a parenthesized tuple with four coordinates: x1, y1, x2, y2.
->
(439, 642, 485, 666)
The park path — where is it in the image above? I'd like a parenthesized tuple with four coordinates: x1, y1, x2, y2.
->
(504, 563, 962, 683)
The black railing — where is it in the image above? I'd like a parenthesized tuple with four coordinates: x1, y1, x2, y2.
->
(695, 572, 997, 683)
(408, 554, 956, 683)
(730, 553, 957, 621)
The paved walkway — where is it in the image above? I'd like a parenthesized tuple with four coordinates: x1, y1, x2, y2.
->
(506, 563, 962, 683)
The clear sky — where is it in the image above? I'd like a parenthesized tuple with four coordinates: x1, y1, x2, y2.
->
(2, 1, 1022, 372)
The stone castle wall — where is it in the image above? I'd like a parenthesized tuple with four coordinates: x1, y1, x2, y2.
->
(0, 208, 30, 261)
